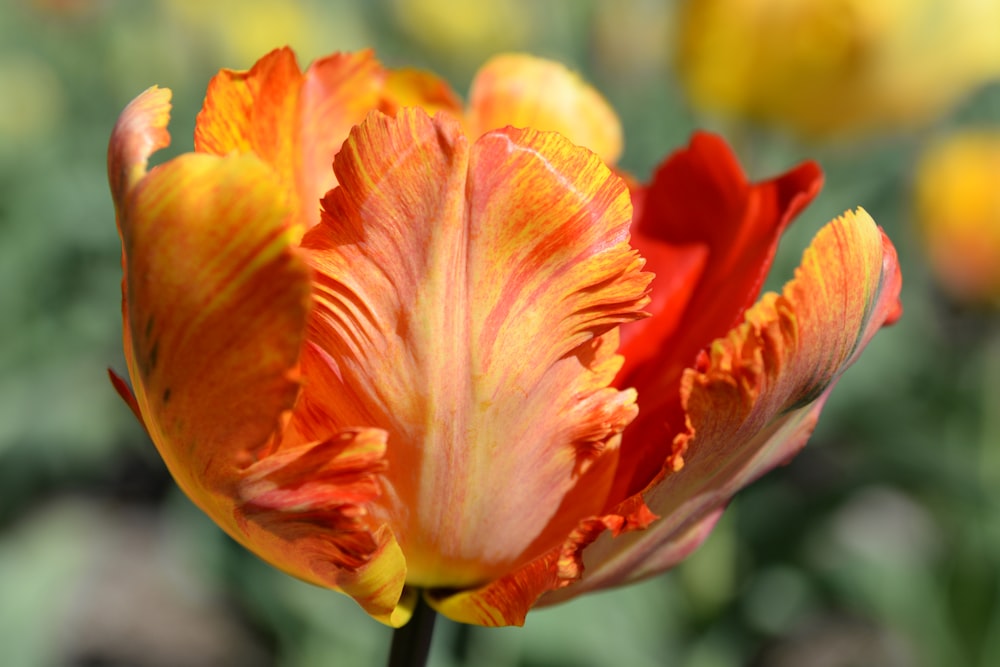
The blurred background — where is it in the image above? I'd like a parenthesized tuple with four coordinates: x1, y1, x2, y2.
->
(2, 0, 1000, 665)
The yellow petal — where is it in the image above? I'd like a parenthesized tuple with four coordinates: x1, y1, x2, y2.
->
(675, 0, 1000, 138)
(380, 67, 464, 118)
(466, 53, 623, 163)
(111, 88, 310, 518)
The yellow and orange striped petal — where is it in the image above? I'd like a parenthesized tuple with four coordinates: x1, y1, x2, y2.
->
(111, 87, 412, 624)
(466, 54, 623, 164)
(540, 208, 902, 603)
(116, 148, 310, 518)
(110, 87, 310, 513)
(302, 108, 650, 591)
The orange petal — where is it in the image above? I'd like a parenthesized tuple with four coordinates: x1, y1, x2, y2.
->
(466, 53, 624, 163)
(194, 48, 389, 234)
(238, 431, 388, 565)
(193, 47, 302, 161)
(542, 208, 902, 602)
(303, 108, 650, 589)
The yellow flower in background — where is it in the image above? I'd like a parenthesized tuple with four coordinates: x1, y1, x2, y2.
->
(675, 0, 1000, 139)
(915, 130, 1000, 305)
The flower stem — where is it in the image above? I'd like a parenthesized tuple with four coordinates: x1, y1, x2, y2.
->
(387, 593, 437, 667)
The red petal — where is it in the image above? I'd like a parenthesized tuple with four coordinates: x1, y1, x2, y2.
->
(612, 132, 823, 500)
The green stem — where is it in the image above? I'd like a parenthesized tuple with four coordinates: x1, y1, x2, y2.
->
(387, 593, 437, 667)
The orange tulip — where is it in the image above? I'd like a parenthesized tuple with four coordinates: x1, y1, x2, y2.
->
(108, 48, 902, 627)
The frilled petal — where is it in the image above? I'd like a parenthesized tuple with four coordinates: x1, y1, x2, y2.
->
(540, 208, 902, 604)
(302, 108, 651, 590)
(612, 132, 823, 501)
(466, 54, 624, 164)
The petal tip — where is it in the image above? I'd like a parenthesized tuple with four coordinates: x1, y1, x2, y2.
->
(108, 86, 173, 209)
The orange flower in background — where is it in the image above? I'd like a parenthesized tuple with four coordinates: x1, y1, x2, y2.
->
(915, 130, 1000, 305)
(108, 48, 901, 627)
(675, 0, 1000, 139)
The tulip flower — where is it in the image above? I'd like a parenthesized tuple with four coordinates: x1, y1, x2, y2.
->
(915, 130, 1000, 306)
(108, 48, 901, 630)
(674, 0, 1000, 139)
